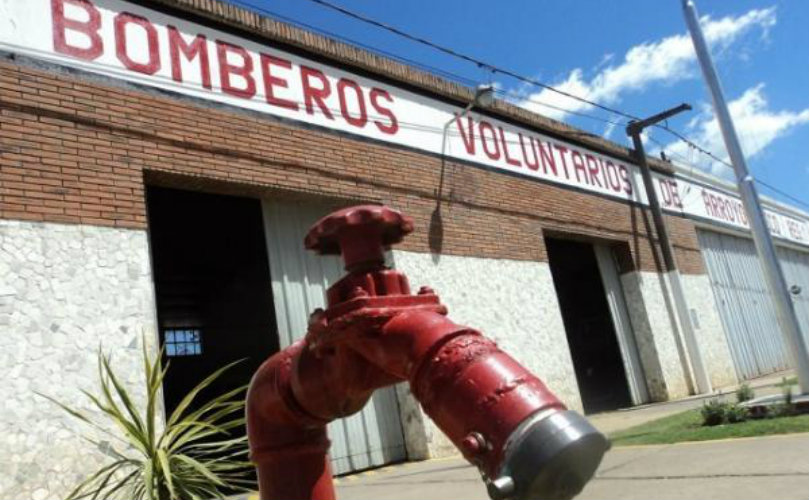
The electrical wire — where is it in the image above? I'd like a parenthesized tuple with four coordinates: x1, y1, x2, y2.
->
(303, 0, 641, 121)
(22, 0, 809, 208)
(303, 0, 715, 150)
(228, 0, 628, 131)
(226, 1, 483, 89)
(293, 0, 809, 209)
(493, 88, 627, 127)
(647, 135, 809, 211)
(234, 0, 734, 160)
(756, 180, 809, 211)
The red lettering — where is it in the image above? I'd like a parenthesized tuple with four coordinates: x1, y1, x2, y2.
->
(370, 88, 398, 134)
(702, 190, 713, 216)
(519, 134, 538, 171)
(720, 197, 731, 221)
(605, 160, 621, 192)
(337, 78, 367, 128)
(739, 203, 748, 225)
(767, 213, 782, 236)
(585, 154, 602, 188)
(596, 158, 610, 189)
(786, 219, 807, 241)
(300, 66, 333, 119)
(538, 140, 557, 176)
(710, 195, 725, 220)
(260, 54, 297, 110)
(479, 121, 500, 160)
(500, 128, 521, 167)
(710, 194, 720, 218)
(659, 179, 673, 207)
(554, 145, 571, 179)
(51, 0, 103, 60)
(115, 13, 161, 75)
(168, 26, 210, 89)
(619, 165, 633, 195)
(571, 151, 587, 184)
(455, 115, 476, 155)
(216, 41, 256, 99)
(670, 180, 683, 208)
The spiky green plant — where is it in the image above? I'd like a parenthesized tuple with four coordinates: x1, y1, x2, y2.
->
(39, 342, 255, 500)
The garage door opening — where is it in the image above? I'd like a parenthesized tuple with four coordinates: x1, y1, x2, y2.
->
(546, 237, 633, 414)
(146, 186, 279, 418)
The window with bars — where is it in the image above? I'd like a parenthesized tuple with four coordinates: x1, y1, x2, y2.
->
(164, 328, 203, 357)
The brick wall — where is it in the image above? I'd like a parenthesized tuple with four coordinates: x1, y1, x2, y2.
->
(0, 60, 705, 274)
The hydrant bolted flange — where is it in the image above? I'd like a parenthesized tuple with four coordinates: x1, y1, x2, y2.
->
(247, 204, 608, 500)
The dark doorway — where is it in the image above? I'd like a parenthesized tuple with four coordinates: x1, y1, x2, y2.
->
(146, 186, 279, 418)
(545, 237, 632, 414)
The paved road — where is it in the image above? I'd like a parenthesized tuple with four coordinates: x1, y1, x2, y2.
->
(335, 433, 809, 500)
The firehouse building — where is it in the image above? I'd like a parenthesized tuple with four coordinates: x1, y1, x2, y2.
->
(2, 0, 809, 497)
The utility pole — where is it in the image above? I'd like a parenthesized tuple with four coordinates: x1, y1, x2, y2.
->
(626, 104, 712, 395)
(683, 0, 809, 393)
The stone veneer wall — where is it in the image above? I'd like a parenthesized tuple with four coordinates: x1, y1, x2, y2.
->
(391, 250, 580, 458)
(617, 270, 738, 401)
(620, 271, 692, 401)
(681, 273, 738, 389)
(0, 220, 159, 500)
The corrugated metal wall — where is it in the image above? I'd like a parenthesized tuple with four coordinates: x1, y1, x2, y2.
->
(778, 246, 809, 344)
(261, 199, 407, 475)
(697, 230, 790, 379)
(698, 229, 809, 380)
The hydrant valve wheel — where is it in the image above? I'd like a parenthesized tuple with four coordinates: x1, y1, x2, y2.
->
(305, 205, 414, 270)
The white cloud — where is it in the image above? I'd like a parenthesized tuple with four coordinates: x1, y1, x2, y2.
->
(515, 7, 776, 121)
(662, 84, 809, 177)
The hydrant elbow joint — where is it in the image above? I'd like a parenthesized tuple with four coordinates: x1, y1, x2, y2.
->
(247, 205, 608, 500)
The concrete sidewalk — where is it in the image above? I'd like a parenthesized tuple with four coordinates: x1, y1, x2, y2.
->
(588, 370, 794, 435)
(335, 433, 809, 500)
(234, 371, 801, 500)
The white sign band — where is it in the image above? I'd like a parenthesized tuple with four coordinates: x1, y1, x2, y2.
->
(1, 0, 807, 247)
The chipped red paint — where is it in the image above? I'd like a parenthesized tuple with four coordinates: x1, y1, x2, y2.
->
(246, 205, 566, 500)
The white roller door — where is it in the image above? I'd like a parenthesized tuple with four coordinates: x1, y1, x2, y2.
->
(778, 246, 809, 343)
(261, 199, 407, 474)
(698, 230, 789, 379)
(698, 229, 809, 380)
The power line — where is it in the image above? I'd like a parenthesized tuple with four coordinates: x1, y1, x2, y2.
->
(304, 0, 641, 121)
(297, 0, 749, 169)
(227, 1, 483, 88)
(654, 124, 734, 170)
(756, 180, 809, 211)
(647, 135, 809, 210)
(229, 0, 627, 131)
(48, 0, 809, 208)
(243, 0, 809, 209)
(494, 88, 627, 127)
(234, 0, 722, 147)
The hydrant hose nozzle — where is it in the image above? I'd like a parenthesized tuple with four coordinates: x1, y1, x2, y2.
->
(490, 409, 609, 500)
(247, 205, 608, 500)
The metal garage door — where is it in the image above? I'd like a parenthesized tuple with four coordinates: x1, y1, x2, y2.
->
(697, 230, 790, 379)
(778, 246, 809, 343)
(261, 199, 407, 475)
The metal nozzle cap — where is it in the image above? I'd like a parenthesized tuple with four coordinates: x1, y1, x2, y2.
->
(493, 409, 609, 500)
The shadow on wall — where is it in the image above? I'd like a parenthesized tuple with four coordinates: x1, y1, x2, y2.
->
(429, 206, 444, 264)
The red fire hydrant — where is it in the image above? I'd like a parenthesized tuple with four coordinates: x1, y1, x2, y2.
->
(246, 205, 608, 500)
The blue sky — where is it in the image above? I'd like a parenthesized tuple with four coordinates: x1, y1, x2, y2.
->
(227, 0, 808, 209)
